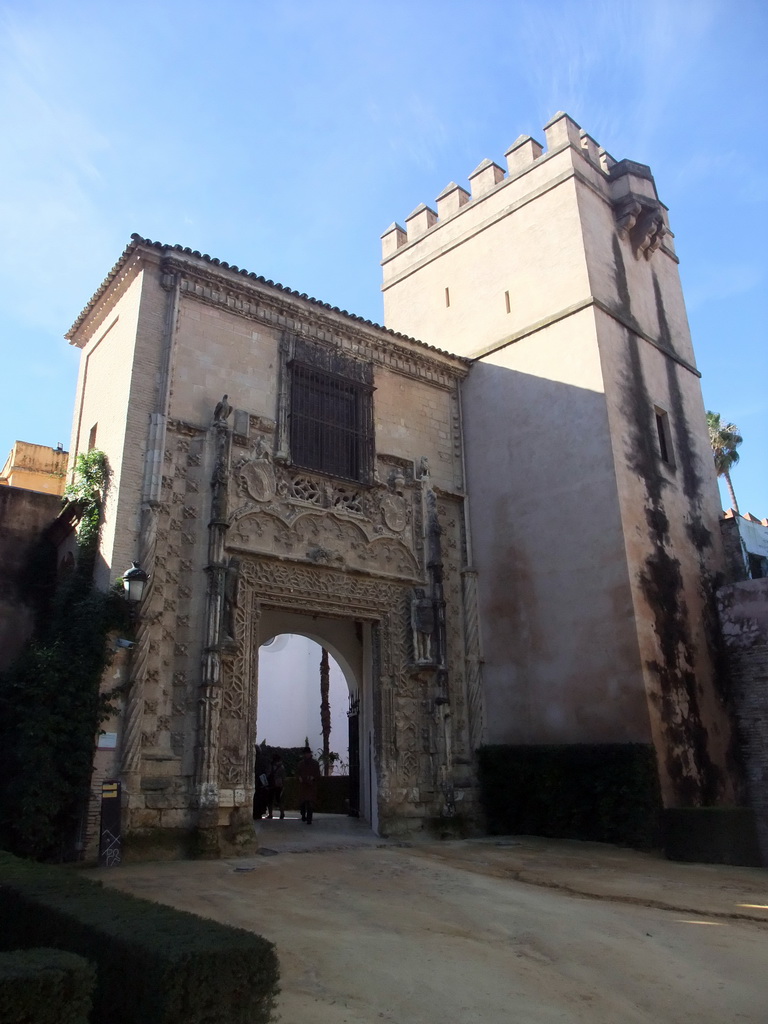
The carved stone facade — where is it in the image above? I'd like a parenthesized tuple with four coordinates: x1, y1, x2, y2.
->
(67, 236, 476, 853)
(64, 113, 741, 857)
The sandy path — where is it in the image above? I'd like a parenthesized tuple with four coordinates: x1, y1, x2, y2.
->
(97, 839, 767, 1024)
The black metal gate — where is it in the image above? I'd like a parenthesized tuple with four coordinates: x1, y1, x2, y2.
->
(347, 695, 360, 816)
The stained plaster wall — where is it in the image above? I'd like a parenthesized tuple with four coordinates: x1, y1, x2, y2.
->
(593, 192, 736, 806)
(461, 312, 649, 744)
(381, 115, 735, 802)
(382, 119, 652, 746)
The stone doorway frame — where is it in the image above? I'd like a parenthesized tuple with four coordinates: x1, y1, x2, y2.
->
(211, 556, 411, 839)
(255, 616, 368, 824)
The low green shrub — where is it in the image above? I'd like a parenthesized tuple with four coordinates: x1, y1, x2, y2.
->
(0, 947, 95, 1024)
(0, 852, 279, 1024)
(477, 743, 662, 849)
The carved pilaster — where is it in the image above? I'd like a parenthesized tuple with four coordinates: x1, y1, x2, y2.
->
(194, 419, 232, 802)
(461, 569, 485, 752)
(121, 506, 158, 781)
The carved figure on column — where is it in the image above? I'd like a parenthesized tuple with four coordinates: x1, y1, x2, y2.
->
(411, 587, 435, 664)
(213, 394, 233, 425)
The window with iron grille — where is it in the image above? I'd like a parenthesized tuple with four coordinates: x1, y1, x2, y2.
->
(289, 361, 373, 482)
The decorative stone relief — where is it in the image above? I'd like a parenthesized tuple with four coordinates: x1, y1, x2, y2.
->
(614, 194, 667, 260)
(230, 458, 422, 579)
(238, 437, 277, 503)
(381, 493, 408, 533)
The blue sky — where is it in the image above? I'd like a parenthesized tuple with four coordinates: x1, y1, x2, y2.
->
(1, 0, 765, 515)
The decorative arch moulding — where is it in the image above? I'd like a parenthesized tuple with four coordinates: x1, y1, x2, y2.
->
(239, 557, 410, 619)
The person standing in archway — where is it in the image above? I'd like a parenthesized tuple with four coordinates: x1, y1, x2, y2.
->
(267, 753, 285, 819)
(297, 746, 321, 824)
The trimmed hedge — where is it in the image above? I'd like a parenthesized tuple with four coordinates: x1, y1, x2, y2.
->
(477, 744, 662, 850)
(0, 852, 279, 1024)
(0, 947, 95, 1024)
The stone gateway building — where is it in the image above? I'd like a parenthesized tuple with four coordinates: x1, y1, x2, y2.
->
(65, 113, 738, 855)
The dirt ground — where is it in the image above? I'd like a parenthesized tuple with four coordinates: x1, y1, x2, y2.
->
(91, 816, 768, 1024)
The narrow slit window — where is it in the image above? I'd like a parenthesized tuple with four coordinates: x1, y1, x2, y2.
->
(445, 287, 450, 308)
(88, 424, 98, 451)
(505, 290, 511, 314)
(655, 409, 673, 465)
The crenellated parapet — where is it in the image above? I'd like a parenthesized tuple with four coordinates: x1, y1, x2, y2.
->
(381, 111, 673, 263)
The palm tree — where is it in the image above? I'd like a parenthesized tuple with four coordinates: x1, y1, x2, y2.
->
(320, 648, 331, 777)
(706, 411, 742, 513)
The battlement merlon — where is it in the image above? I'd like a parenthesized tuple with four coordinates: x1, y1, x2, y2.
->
(380, 111, 676, 264)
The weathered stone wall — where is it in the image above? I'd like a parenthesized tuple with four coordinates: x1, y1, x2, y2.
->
(461, 317, 650, 747)
(720, 514, 749, 584)
(716, 579, 768, 865)
(0, 486, 62, 671)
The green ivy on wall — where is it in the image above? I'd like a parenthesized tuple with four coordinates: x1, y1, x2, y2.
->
(0, 451, 129, 861)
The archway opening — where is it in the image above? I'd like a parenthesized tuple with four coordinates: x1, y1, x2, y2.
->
(256, 633, 350, 771)
(254, 611, 375, 830)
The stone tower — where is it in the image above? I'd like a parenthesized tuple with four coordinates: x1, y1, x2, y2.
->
(382, 112, 737, 808)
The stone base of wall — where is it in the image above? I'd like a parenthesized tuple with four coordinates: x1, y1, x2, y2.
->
(123, 807, 258, 862)
(663, 808, 763, 867)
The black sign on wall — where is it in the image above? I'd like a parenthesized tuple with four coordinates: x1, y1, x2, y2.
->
(98, 779, 122, 867)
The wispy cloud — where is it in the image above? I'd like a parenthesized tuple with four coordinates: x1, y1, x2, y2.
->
(685, 262, 763, 310)
(0, 15, 114, 330)
(512, 0, 722, 155)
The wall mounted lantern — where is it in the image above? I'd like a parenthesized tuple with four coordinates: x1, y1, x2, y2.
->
(122, 561, 149, 603)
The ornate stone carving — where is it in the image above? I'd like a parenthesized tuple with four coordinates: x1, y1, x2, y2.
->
(230, 457, 423, 580)
(237, 439, 277, 503)
(240, 558, 404, 616)
(121, 506, 160, 778)
(461, 569, 485, 752)
(614, 194, 667, 260)
(219, 746, 245, 786)
(381, 492, 408, 532)
(411, 588, 435, 664)
(401, 750, 418, 779)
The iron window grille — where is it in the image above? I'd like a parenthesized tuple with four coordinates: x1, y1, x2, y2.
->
(289, 361, 374, 483)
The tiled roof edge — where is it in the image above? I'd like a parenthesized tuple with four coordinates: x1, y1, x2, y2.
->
(66, 233, 471, 365)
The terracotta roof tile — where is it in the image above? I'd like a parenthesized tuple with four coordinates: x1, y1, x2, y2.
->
(67, 234, 470, 365)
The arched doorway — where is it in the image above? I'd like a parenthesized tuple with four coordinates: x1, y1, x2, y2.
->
(256, 608, 376, 829)
(257, 634, 350, 770)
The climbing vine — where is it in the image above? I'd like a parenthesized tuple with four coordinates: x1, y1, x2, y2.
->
(0, 451, 128, 861)
(63, 449, 109, 576)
